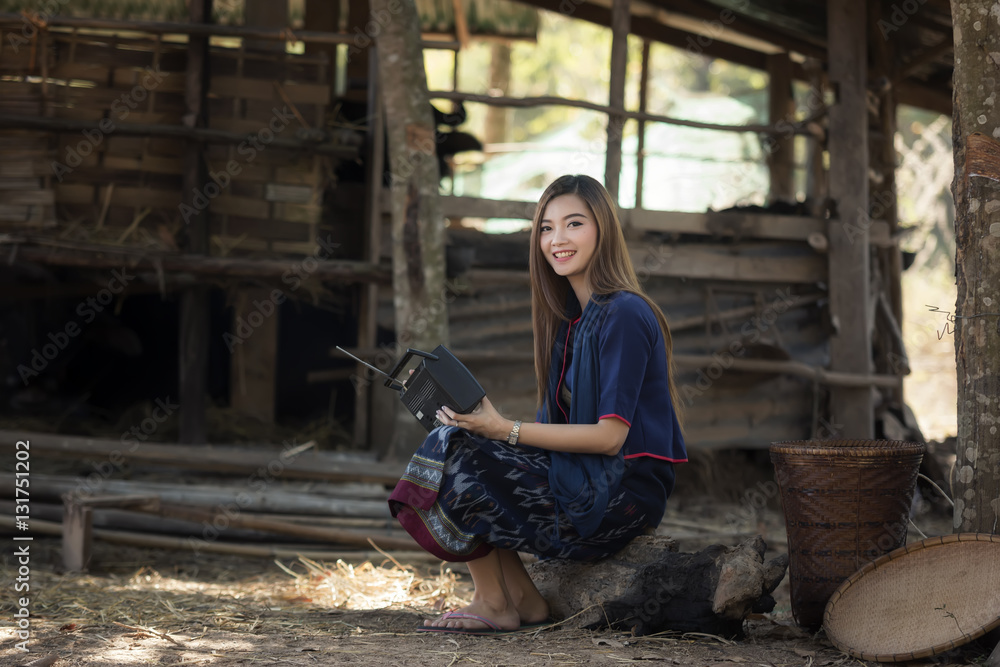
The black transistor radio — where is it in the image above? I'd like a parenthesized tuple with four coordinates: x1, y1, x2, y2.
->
(336, 345, 485, 432)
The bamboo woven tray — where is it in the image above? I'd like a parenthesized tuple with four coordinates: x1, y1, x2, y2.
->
(824, 533, 1000, 662)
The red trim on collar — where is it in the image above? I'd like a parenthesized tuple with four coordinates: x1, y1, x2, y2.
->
(556, 319, 574, 423)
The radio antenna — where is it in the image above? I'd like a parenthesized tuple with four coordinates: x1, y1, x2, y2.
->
(335, 346, 404, 389)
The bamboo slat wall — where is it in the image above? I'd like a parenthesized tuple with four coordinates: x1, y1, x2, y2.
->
(1, 29, 338, 255)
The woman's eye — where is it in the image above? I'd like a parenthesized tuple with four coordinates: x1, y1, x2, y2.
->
(539, 225, 551, 232)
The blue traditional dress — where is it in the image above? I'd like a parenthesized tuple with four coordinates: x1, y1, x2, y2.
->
(387, 290, 687, 562)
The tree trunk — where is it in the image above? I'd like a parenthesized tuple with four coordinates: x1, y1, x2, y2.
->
(950, 1, 1000, 534)
(372, 0, 449, 459)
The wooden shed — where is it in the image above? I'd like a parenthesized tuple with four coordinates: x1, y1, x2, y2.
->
(0, 0, 953, 457)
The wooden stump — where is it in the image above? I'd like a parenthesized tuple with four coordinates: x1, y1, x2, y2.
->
(527, 535, 788, 638)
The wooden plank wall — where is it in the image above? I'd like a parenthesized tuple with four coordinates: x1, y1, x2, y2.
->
(0, 39, 56, 229)
(371, 228, 825, 450)
(1, 30, 334, 255)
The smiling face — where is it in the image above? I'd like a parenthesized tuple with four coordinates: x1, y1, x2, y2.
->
(539, 193, 599, 287)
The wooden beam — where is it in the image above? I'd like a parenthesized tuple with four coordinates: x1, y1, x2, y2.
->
(513, 0, 768, 71)
(2, 240, 391, 283)
(631, 244, 825, 284)
(674, 355, 900, 389)
(896, 81, 952, 116)
(0, 115, 357, 158)
(826, 0, 873, 438)
(605, 0, 629, 200)
(641, 0, 827, 60)
(0, 430, 405, 484)
(429, 196, 895, 246)
(0, 13, 458, 50)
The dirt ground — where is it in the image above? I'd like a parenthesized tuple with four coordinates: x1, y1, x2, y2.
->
(1, 453, 992, 667)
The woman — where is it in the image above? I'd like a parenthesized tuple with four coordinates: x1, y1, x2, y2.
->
(388, 174, 687, 635)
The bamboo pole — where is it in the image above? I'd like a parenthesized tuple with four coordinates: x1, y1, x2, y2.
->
(428, 91, 820, 136)
(0, 514, 438, 562)
(0, 434, 403, 484)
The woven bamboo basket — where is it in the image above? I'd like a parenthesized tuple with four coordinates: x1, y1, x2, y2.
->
(824, 533, 1000, 662)
(769, 439, 925, 629)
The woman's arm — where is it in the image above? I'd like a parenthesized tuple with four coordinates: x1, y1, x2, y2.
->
(436, 398, 629, 456)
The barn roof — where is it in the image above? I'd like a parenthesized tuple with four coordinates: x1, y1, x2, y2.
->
(511, 0, 954, 115)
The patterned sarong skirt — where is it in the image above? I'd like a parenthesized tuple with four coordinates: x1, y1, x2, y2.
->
(387, 425, 675, 562)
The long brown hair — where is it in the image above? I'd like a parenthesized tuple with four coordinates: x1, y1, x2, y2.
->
(528, 174, 683, 426)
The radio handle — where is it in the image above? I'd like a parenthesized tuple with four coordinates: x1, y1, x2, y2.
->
(385, 348, 440, 389)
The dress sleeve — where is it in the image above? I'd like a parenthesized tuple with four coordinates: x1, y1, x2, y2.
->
(597, 296, 657, 427)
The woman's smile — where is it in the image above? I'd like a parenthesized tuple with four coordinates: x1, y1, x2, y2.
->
(539, 193, 598, 284)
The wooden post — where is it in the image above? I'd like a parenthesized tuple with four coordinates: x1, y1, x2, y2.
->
(767, 52, 795, 203)
(372, 0, 449, 459)
(345, 0, 371, 100)
(950, 0, 1000, 533)
(354, 47, 384, 450)
(245, 0, 289, 52)
(178, 0, 212, 445)
(305, 0, 341, 101)
(483, 42, 512, 148)
(869, 0, 905, 405)
(62, 496, 93, 571)
(230, 288, 279, 423)
(803, 58, 828, 219)
(634, 39, 651, 213)
(826, 0, 873, 439)
(605, 0, 629, 201)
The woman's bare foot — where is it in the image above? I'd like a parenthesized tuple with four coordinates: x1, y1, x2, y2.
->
(423, 593, 520, 631)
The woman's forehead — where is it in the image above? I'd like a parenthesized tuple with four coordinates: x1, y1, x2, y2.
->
(542, 193, 591, 220)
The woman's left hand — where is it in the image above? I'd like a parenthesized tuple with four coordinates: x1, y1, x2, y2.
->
(436, 396, 510, 441)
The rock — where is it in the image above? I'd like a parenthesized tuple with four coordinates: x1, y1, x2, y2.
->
(527, 535, 788, 638)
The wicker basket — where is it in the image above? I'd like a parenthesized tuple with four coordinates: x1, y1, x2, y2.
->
(824, 533, 1000, 662)
(769, 439, 925, 629)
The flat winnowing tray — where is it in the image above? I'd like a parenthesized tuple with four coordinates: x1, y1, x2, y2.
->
(824, 533, 1000, 663)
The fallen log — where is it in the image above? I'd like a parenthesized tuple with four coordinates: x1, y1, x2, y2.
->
(527, 535, 787, 638)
